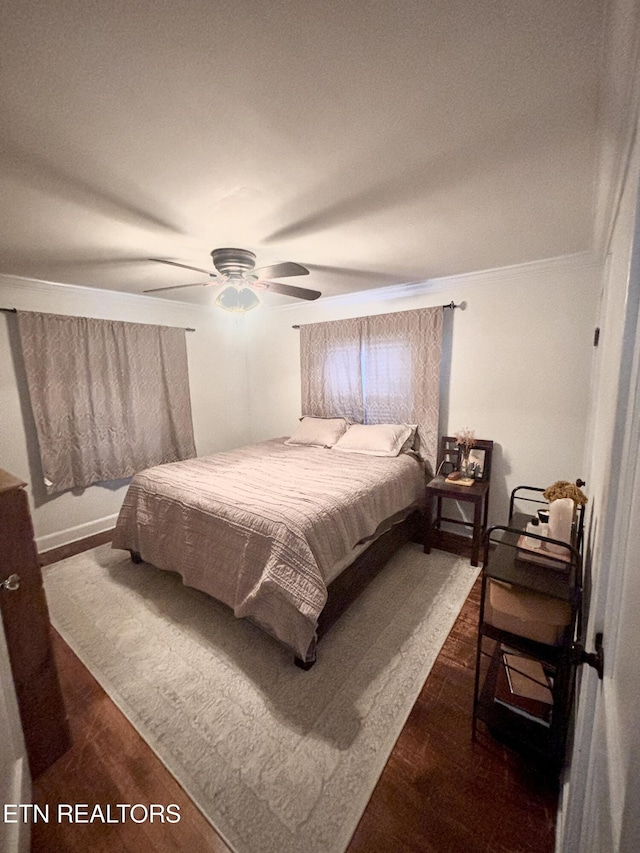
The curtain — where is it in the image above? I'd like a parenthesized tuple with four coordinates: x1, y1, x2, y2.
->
(17, 311, 196, 494)
(300, 307, 443, 474)
(300, 316, 364, 423)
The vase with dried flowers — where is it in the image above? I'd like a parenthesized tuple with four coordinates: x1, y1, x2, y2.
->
(454, 428, 476, 478)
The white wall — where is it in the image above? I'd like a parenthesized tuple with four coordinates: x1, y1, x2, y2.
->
(245, 254, 602, 529)
(0, 275, 250, 550)
(0, 253, 602, 550)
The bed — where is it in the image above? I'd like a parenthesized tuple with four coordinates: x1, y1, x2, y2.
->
(111, 434, 425, 666)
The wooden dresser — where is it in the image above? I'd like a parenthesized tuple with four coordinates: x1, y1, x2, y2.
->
(0, 469, 70, 777)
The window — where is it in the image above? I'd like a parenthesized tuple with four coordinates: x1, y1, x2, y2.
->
(361, 339, 412, 423)
(16, 310, 196, 494)
(299, 307, 443, 473)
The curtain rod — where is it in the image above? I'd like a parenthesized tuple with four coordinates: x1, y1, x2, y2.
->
(291, 300, 462, 329)
(0, 307, 196, 332)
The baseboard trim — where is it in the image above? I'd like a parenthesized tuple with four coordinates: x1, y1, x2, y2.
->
(36, 514, 119, 554)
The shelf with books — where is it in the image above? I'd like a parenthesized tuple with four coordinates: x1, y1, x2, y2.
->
(475, 643, 555, 759)
(497, 649, 553, 723)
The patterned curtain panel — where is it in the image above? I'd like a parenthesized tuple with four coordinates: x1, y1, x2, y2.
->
(17, 311, 196, 494)
(300, 316, 365, 423)
(300, 307, 443, 475)
(363, 308, 443, 471)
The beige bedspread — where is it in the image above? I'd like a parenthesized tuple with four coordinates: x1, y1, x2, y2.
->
(111, 439, 424, 660)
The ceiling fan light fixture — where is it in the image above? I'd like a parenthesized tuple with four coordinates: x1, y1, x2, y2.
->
(147, 248, 319, 304)
(215, 284, 260, 313)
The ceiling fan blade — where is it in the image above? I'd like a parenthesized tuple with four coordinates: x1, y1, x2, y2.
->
(143, 280, 212, 293)
(260, 281, 321, 301)
(150, 258, 216, 276)
(252, 261, 309, 280)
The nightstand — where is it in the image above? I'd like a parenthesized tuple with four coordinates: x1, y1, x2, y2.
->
(423, 437, 494, 567)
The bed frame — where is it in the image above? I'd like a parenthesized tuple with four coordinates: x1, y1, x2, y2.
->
(130, 508, 424, 670)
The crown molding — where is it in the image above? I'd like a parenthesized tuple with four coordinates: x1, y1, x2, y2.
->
(0, 272, 219, 319)
(269, 251, 604, 314)
(0, 249, 605, 322)
(413, 251, 603, 292)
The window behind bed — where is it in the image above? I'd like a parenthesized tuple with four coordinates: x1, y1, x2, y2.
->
(361, 338, 412, 423)
(299, 307, 443, 475)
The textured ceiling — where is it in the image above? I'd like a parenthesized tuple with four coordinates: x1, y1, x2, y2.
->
(0, 0, 607, 307)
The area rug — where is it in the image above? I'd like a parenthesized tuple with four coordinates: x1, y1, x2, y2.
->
(43, 543, 478, 853)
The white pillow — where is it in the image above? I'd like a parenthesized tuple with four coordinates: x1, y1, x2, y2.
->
(332, 423, 417, 457)
(285, 417, 350, 448)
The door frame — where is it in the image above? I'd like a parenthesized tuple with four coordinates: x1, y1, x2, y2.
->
(558, 121, 640, 853)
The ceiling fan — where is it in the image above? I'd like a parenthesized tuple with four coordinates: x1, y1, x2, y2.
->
(144, 248, 321, 313)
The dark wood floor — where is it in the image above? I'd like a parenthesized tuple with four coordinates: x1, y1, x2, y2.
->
(32, 531, 557, 853)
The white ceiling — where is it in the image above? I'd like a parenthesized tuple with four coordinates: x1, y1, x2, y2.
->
(0, 0, 608, 307)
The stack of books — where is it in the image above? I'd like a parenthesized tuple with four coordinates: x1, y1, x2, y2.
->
(493, 649, 553, 727)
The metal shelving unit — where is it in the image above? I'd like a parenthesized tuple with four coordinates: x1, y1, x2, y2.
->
(472, 489, 583, 772)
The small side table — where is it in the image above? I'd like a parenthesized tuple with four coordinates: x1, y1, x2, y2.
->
(423, 476, 491, 567)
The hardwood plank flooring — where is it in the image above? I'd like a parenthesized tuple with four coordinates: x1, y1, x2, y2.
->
(31, 630, 231, 853)
(32, 531, 557, 852)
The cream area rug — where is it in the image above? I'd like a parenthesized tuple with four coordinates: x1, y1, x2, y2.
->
(43, 542, 479, 853)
